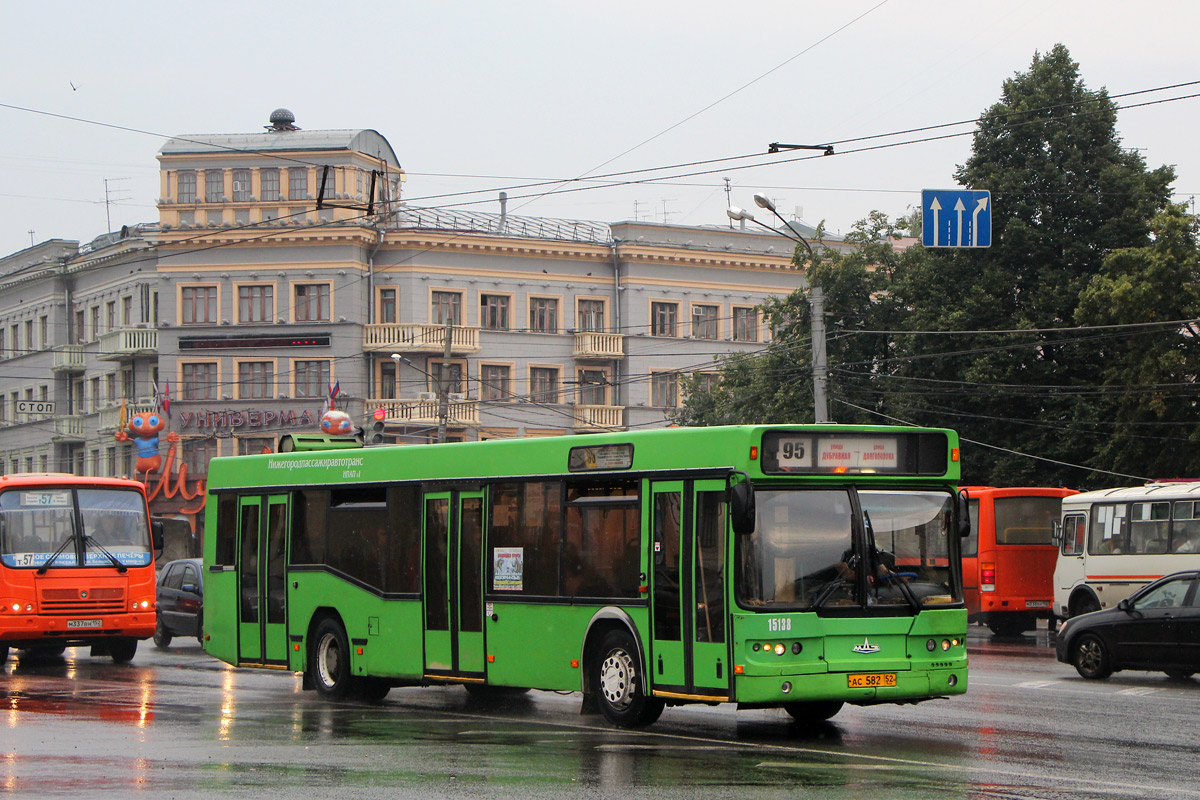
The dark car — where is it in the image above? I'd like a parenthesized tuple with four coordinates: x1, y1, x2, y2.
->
(1056, 570, 1200, 680)
(154, 558, 204, 648)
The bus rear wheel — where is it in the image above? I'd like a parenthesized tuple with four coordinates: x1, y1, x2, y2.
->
(310, 617, 355, 700)
(592, 630, 664, 729)
(784, 700, 844, 724)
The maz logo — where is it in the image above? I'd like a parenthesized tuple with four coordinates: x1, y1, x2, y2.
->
(852, 638, 881, 654)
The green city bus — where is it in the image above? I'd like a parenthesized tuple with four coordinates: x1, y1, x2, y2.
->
(202, 424, 969, 728)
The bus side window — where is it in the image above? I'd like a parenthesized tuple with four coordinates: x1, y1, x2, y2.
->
(1061, 514, 1085, 556)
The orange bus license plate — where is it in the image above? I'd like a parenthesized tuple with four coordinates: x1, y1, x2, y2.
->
(848, 673, 896, 688)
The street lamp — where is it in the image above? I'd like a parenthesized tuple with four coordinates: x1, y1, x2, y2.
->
(726, 197, 829, 423)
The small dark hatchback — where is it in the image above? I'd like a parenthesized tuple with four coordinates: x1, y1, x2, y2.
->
(1056, 570, 1200, 680)
(154, 558, 204, 648)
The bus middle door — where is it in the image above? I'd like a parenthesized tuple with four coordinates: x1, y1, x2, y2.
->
(650, 479, 731, 702)
(236, 494, 289, 667)
(422, 489, 486, 682)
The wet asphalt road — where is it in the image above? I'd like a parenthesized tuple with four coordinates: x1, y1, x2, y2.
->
(2, 626, 1198, 800)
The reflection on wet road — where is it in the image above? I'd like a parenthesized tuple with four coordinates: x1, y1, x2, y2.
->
(3, 628, 1199, 799)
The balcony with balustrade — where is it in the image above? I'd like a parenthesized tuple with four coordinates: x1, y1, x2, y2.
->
(51, 344, 86, 373)
(367, 396, 480, 427)
(97, 327, 158, 361)
(51, 415, 87, 442)
(571, 404, 625, 432)
(97, 399, 156, 433)
(573, 331, 624, 360)
(363, 324, 481, 355)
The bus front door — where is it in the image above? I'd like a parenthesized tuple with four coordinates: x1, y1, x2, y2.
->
(650, 479, 731, 702)
(422, 490, 486, 682)
(236, 494, 290, 666)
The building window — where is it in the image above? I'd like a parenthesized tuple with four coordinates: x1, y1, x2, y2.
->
(177, 171, 196, 203)
(379, 360, 396, 400)
(651, 301, 678, 337)
(288, 167, 308, 200)
(691, 372, 720, 396)
(295, 284, 330, 322)
(651, 372, 679, 408)
(529, 297, 558, 333)
(481, 364, 511, 402)
(182, 438, 218, 476)
(432, 291, 462, 326)
(238, 285, 274, 323)
(238, 437, 274, 456)
(379, 288, 397, 324)
(692, 304, 719, 340)
(480, 294, 509, 330)
(732, 306, 759, 342)
(577, 369, 608, 406)
(205, 169, 224, 202)
(530, 367, 560, 403)
(260, 168, 280, 201)
(317, 166, 337, 199)
(181, 285, 218, 325)
(294, 360, 330, 398)
(24, 320, 34, 350)
(578, 299, 605, 332)
(106, 447, 118, 478)
(105, 301, 117, 332)
(429, 360, 464, 396)
(89, 307, 100, 341)
(232, 169, 252, 202)
(121, 297, 132, 326)
(74, 310, 85, 344)
(181, 362, 217, 401)
(9, 324, 19, 354)
(237, 361, 275, 399)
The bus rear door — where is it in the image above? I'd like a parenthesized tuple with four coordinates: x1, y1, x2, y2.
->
(650, 479, 730, 702)
(236, 494, 289, 666)
(422, 490, 486, 682)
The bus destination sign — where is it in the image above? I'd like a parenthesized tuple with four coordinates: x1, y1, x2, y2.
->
(760, 430, 947, 475)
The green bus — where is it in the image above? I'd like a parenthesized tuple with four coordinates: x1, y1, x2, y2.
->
(202, 424, 969, 728)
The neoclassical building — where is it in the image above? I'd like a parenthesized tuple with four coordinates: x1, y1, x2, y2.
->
(0, 110, 830, 530)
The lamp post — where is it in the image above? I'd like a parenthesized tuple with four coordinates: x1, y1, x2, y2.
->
(726, 196, 830, 423)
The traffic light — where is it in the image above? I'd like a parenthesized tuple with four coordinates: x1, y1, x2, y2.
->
(367, 408, 387, 445)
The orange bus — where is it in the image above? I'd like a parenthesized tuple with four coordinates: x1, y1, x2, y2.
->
(962, 486, 1077, 636)
(0, 473, 162, 664)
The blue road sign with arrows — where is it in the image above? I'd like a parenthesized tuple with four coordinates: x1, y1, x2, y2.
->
(922, 189, 991, 248)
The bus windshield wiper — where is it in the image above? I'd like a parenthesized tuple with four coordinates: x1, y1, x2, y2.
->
(812, 578, 847, 610)
(84, 536, 128, 573)
(36, 536, 78, 575)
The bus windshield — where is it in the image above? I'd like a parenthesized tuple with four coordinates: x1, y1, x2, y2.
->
(736, 487, 960, 610)
(0, 487, 152, 569)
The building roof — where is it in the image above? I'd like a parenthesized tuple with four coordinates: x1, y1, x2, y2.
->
(158, 129, 400, 168)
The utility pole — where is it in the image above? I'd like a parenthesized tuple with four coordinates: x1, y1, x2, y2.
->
(436, 319, 452, 443)
(809, 286, 829, 423)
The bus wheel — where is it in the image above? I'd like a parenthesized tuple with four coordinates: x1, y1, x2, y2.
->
(355, 677, 391, 703)
(592, 630, 664, 728)
(1072, 594, 1101, 617)
(0, 646, 7, 665)
(1072, 633, 1112, 680)
(154, 617, 172, 649)
(310, 617, 354, 700)
(988, 619, 1028, 637)
(1164, 670, 1195, 680)
(109, 638, 138, 664)
(784, 700, 844, 724)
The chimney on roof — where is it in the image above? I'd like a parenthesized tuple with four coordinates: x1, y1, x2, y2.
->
(266, 108, 299, 132)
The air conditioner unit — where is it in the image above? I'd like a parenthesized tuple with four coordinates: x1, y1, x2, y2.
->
(417, 392, 437, 401)
(448, 393, 466, 401)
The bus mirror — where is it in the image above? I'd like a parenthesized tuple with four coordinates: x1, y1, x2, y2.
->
(730, 473, 756, 536)
(957, 489, 971, 538)
(151, 519, 165, 551)
(1050, 520, 1062, 546)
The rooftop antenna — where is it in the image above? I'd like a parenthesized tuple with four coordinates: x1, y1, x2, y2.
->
(104, 178, 130, 233)
(724, 178, 732, 228)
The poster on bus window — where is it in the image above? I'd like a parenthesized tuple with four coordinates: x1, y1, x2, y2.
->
(493, 547, 524, 591)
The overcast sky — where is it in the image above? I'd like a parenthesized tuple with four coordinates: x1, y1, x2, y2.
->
(2, 1, 1198, 256)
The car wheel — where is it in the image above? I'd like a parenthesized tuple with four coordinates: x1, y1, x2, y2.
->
(1164, 669, 1195, 680)
(195, 612, 204, 644)
(591, 629, 664, 728)
(784, 700, 844, 724)
(154, 617, 172, 649)
(109, 638, 138, 664)
(309, 617, 354, 700)
(1072, 633, 1112, 679)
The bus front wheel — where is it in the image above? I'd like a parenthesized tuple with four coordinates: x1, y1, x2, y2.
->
(109, 638, 137, 664)
(310, 617, 354, 700)
(592, 630, 664, 729)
